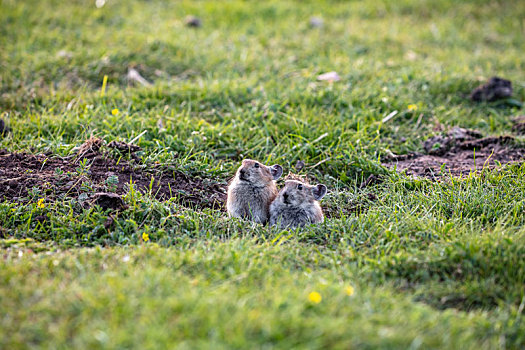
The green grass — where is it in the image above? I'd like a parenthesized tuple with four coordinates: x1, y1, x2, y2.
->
(1, 0, 524, 348)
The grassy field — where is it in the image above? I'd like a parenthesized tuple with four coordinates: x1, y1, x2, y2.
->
(1, 0, 525, 348)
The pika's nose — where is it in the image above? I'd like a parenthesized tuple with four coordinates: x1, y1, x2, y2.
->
(283, 193, 289, 200)
(240, 169, 245, 175)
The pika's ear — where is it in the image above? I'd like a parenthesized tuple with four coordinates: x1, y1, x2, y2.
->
(269, 164, 283, 180)
(312, 184, 327, 201)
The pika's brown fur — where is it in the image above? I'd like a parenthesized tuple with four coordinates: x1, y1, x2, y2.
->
(227, 159, 283, 224)
(269, 179, 327, 228)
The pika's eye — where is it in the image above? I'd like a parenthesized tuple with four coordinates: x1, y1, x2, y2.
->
(297, 184, 303, 190)
(254, 163, 260, 168)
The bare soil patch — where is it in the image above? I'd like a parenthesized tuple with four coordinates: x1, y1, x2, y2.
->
(0, 148, 226, 210)
(385, 130, 525, 177)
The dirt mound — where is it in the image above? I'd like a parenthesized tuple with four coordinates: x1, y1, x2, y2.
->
(422, 127, 484, 155)
(0, 149, 226, 210)
(385, 130, 524, 177)
(470, 76, 512, 102)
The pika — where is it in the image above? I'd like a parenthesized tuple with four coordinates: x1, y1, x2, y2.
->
(269, 179, 327, 228)
(227, 159, 283, 224)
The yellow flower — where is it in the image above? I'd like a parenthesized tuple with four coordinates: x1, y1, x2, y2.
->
(308, 291, 322, 304)
(142, 232, 149, 242)
(345, 285, 355, 296)
(37, 198, 45, 208)
(407, 104, 418, 111)
(111, 108, 119, 116)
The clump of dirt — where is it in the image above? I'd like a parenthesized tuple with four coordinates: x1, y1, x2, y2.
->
(90, 192, 127, 211)
(107, 140, 141, 153)
(0, 146, 227, 210)
(75, 137, 104, 159)
(385, 129, 524, 177)
(470, 76, 512, 102)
